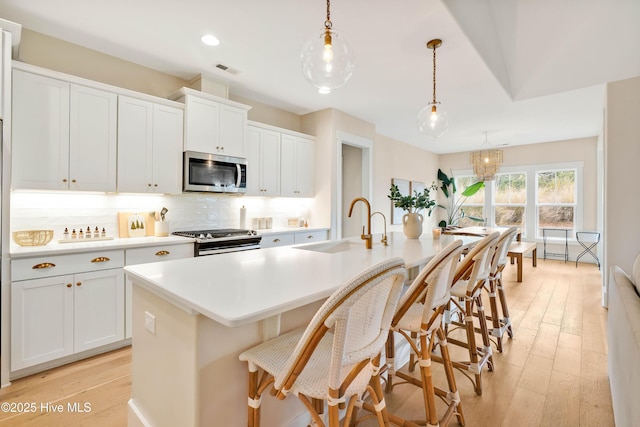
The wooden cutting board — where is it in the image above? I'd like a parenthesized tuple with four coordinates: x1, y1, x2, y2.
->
(117, 212, 156, 238)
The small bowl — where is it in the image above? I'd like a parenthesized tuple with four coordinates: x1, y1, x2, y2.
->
(12, 230, 54, 246)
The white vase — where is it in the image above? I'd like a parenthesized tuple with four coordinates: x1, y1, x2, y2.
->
(402, 212, 424, 239)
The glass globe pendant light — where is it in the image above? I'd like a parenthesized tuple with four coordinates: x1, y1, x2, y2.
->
(417, 39, 451, 138)
(301, 0, 355, 94)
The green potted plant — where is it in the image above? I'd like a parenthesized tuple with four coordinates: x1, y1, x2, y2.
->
(431, 169, 485, 229)
(388, 183, 437, 238)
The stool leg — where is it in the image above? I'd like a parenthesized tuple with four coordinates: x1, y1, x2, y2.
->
(475, 292, 494, 373)
(487, 276, 503, 352)
(463, 296, 483, 395)
(436, 327, 465, 426)
(385, 330, 395, 392)
(497, 275, 514, 339)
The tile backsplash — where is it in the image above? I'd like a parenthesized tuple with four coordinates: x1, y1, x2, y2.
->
(10, 191, 314, 239)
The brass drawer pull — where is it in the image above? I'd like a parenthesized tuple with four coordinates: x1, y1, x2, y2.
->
(91, 257, 111, 263)
(273, 239, 281, 243)
(307, 235, 313, 239)
(32, 262, 56, 269)
(155, 250, 170, 256)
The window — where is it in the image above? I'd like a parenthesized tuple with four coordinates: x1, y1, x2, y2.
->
(456, 175, 485, 227)
(493, 173, 526, 228)
(536, 169, 576, 236)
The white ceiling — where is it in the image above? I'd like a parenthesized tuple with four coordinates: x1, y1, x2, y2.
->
(0, 0, 638, 154)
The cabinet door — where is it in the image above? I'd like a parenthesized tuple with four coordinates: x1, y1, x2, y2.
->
(117, 96, 153, 193)
(74, 269, 125, 352)
(281, 135, 314, 197)
(11, 275, 74, 370)
(260, 233, 295, 248)
(69, 84, 117, 191)
(280, 134, 297, 197)
(294, 230, 327, 244)
(247, 127, 280, 196)
(295, 137, 315, 197)
(12, 70, 70, 190)
(152, 103, 183, 194)
(185, 95, 219, 153)
(219, 104, 247, 157)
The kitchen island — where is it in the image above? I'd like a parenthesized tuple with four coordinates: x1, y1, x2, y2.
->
(124, 232, 480, 427)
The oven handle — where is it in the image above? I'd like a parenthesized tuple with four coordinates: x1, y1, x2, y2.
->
(198, 244, 261, 256)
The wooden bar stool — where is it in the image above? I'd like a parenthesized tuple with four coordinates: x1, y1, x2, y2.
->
(485, 226, 519, 352)
(383, 240, 465, 427)
(440, 232, 500, 396)
(239, 258, 407, 427)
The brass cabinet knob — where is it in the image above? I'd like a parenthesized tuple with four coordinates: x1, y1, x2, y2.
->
(155, 250, 170, 256)
(76, 282, 82, 286)
(62, 178, 68, 183)
(71, 179, 77, 183)
(66, 283, 72, 288)
(91, 257, 111, 263)
(32, 262, 56, 269)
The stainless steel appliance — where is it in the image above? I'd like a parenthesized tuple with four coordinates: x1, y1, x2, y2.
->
(172, 228, 261, 256)
(183, 151, 247, 193)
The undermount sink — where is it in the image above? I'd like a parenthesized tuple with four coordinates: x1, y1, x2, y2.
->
(294, 240, 361, 253)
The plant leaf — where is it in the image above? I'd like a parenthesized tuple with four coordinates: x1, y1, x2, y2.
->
(461, 181, 484, 196)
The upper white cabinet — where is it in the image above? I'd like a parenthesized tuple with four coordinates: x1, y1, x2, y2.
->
(0, 18, 20, 120)
(170, 87, 251, 158)
(12, 69, 117, 191)
(117, 95, 183, 194)
(247, 125, 281, 196)
(281, 134, 315, 197)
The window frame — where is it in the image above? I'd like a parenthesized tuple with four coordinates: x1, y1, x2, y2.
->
(493, 172, 527, 230)
(535, 168, 578, 239)
(452, 161, 583, 241)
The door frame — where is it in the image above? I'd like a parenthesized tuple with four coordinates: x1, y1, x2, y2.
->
(335, 131, 373, 240)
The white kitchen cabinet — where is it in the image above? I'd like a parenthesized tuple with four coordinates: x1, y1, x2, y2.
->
(294, 230, 327, 244)
(281, 134, 315, 197)
(117, 96, 183, 194)
(11, 250, 125, 370)
(12, 69, 117, 191)
(175, 88, 250, 158)
(260, 233, 295, 248)
(124, 243, 194, 338)
(247, 125, 280, 196)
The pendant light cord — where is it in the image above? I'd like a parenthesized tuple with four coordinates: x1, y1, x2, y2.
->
(432, 44, 437, 104)
(325, 0, 332, 29)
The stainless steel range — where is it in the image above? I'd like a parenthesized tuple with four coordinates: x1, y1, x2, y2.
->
(172, 229, 261, 256)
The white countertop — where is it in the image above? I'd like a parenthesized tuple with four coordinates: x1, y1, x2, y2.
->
(124, 232, 480, 328)
(254, 226, 329, 236)
(10, 235, 195, 258)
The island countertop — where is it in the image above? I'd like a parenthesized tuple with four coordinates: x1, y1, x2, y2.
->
(124, 232, 480, 328)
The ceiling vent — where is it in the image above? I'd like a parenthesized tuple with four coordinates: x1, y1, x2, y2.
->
(215, 63, 240, 75)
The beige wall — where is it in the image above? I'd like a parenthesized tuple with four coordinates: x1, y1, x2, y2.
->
(17, 29, 188, 98)
(605, 75, 640, 276)
(230, 94, 303, 133)
(439, 137, 599, 231)
(372, 134, 440, 234)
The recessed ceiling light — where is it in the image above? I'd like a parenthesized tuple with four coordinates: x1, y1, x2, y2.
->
(201, 34, 220, 46)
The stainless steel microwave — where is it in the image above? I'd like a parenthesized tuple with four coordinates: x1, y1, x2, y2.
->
(183, 151, 247, 193)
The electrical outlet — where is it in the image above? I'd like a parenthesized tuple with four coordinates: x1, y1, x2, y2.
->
(144, 311, 156, 335)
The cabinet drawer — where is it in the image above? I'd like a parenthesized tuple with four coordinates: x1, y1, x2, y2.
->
(12, 250, 125, 282)
(294, 231, 327, 244)
(125, 243, 194, 265)
(260, 233, 295, 248)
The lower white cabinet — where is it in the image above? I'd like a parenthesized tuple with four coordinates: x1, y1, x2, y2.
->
(124, 243, 194, 338)
(260, 230, 328, 248)
(294, 230, 327, 244)
(11, 256, 125, 371)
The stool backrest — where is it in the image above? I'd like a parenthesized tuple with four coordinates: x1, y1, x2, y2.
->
(453, 231, 500, 292)
(274, 257, 407, 393)
(490, 227, 519, 273)
(393, 240, 463, 327)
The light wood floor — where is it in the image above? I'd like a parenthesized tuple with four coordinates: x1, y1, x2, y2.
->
(0, 259, 613, 427)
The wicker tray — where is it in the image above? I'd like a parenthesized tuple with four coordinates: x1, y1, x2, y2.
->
(13, 230, 54, 246)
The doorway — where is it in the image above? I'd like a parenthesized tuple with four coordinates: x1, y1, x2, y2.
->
(336, 131, 373, 240)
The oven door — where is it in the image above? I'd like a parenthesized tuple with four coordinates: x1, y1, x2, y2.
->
(195, 237, 262, 256)
(183, 151, 247, 193)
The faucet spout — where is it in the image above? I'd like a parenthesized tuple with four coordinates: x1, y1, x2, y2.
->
(348, 197, 373, 249)
(371, 211, 388, 246)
